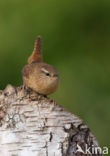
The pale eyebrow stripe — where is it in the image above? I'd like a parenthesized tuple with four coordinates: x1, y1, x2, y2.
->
(41, 68, 49, 73)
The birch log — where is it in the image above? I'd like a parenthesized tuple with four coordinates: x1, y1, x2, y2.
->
(0, 84, 102, 156)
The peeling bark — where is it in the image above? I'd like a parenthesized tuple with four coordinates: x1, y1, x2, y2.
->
(0, 84, 102, 156)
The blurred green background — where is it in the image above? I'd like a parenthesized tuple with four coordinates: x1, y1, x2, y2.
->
(0, 0, 110, 148)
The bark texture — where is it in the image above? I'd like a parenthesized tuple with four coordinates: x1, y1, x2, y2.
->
(0, 84, 102, 156)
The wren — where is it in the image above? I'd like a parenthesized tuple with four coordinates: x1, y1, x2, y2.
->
(22, 36, 59, 95)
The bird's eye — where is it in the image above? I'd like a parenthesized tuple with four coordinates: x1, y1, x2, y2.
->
(45, 72, 50, 76)
(41, 68, 50, 76)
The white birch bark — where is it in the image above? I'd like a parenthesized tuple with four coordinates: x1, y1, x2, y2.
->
(0, 84, 102, 156)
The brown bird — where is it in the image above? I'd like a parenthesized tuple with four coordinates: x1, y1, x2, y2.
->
(22, 36, 59, 95)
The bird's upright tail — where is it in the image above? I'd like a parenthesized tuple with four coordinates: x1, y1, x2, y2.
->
(28, 36, 43, 64)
